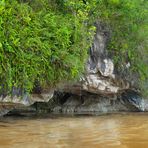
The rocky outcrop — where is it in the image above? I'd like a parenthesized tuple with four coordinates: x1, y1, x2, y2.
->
(58, 22, 130, 97)
(51, 22, 145, 114)
(49, 90, 144, 114)
(0, 22, 146, 116)
(0, 87, 54, 116)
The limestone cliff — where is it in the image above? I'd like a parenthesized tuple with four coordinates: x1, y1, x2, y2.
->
(0, 22, 146, 116)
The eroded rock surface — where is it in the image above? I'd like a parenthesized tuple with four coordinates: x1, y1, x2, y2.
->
(59, 22, 130, 96)
(51, 90, 145, 114)
(0, 87, 54, 116)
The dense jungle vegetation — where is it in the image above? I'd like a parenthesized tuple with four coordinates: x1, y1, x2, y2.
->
(0, 0, 147, 95)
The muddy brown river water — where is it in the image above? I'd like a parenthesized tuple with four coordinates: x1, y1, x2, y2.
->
(0, 113, 148, 148)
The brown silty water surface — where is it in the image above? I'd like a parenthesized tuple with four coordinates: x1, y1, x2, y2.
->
(0, 113, 148, 148)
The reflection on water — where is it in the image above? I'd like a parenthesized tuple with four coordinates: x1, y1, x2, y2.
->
(0, 113, 148, 148)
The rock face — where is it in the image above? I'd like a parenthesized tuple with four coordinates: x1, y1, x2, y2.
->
(0, 22, 146, 116)
(0, 87, 54, 116)
(59, 22, 129, 96)
(51, 90, 144, 114)
(51, 22, 145, 113)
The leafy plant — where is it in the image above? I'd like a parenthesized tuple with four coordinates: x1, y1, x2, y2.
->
(0, 0, 95, 93)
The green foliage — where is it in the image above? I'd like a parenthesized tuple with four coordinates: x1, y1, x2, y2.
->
(0, 0, 147, 96)
(0, 0, 95, 93)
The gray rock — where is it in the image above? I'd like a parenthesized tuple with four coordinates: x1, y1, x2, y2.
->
(51, 90, 145, 114)
(58, 22, 129, 96)
(0, 87, 54, 116)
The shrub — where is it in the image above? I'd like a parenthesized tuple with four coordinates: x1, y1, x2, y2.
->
(0, 0, 95, 93)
